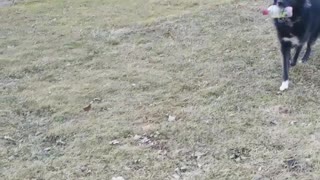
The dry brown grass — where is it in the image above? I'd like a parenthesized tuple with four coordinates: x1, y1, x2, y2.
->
(2, 0, 320, 179)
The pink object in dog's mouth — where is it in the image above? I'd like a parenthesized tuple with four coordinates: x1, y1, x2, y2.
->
(262, 9, 269, 15)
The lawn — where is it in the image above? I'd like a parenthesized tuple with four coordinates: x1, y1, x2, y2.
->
(1, 0, 320, 179)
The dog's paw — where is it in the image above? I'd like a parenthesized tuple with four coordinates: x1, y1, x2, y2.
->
(279, 81, 289, 91)
(290, 62, 297, 67)
(301, 59, 309, 64)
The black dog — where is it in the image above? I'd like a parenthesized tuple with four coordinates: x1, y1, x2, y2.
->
(273, 0, 320, 91)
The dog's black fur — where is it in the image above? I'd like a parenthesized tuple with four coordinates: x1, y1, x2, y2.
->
(273, 0, 320, 89)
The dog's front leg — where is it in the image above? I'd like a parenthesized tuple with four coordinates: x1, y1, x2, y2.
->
(280, 42, 291, 91)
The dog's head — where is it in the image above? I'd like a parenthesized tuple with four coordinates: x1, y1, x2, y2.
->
(273, 0, 310, 9)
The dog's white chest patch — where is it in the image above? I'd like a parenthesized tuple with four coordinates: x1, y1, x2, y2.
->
(282, 37, 300, 46)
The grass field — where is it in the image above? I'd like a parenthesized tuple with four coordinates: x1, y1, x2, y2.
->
(2, 0, 320, 179)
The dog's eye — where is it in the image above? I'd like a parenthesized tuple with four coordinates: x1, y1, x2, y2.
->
(278, 2, 284, 7)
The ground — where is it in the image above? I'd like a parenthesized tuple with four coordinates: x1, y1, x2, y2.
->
(1, 0, 320, 179)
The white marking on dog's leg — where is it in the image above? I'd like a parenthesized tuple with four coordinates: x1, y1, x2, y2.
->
(282, 37, 300, 46)
(280, 80, 289, 91)
(298, 59, 303, 63)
